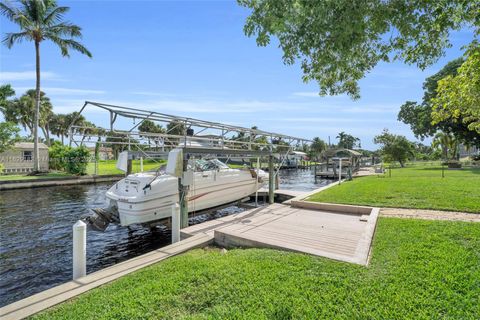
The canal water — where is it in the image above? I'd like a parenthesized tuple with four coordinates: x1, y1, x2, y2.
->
(0, 169, 330, 307)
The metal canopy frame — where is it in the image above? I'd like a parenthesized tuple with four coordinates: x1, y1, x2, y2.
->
(69, 101, 310, 155)
(69, 101, 312, 228)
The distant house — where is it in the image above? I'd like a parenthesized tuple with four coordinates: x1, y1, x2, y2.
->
(288, 151, 308, 163)
(0, 142, 49, 174)
(459, 144, 479, 158)
(87, 146, 114, 160)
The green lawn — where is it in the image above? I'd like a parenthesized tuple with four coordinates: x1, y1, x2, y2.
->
(34, 218, 479, 319)
(308, 165, 480, 213)
(86, 159, 166, 175)
(0, 160, 166, 181)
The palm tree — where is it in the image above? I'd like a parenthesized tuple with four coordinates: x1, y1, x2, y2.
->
(1, 0, 92, 172)
(2, 89, 52, 138)
(50, 113, 67, 144)
(310, 137, 326, 161)
(432, 132, 459, 160)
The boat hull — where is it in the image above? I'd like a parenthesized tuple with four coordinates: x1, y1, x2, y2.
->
(106, 169, 266, 226)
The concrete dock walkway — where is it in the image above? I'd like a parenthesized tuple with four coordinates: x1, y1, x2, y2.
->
(183, 202, 379, 266)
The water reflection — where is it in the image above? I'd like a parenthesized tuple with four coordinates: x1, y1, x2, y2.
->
(0, 168, 329, 306)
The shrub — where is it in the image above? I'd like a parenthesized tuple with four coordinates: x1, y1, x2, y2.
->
(443, 160, 462, 169)
(49, 144, 91, 175)
(64, 146, 90, 175)
(49, 143, 69, 170)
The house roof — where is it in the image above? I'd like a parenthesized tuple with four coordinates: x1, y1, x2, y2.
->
(290, 151, 307, 156)
(323, 148, 362, 157)
(14, 142, 48, 149)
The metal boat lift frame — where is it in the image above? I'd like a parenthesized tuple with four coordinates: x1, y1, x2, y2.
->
(68, 101, 311, 228)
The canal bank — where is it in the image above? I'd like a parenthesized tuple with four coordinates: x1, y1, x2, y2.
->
(0, 174, 124, 191)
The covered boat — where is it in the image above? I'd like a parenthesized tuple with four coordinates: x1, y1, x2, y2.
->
(88, 153, 267, 230)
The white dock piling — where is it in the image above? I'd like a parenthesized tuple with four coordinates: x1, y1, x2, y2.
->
(339, 159, 342, 184)
(140, 156, 144, 172)
(72, 220, 86, 280)
(171, 203, 180, 243)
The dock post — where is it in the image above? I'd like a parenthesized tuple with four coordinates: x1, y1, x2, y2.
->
(72, 220, 86, 280)
(180, 157, 189, 228)
(275, 171, 279, 190)
(339, 158, 342, 184)
(171, 203, 180, 243)
(126, 158, 132, 176)
(268, 155, 274, 204)
(140, 157, 143, 172)
(255, 157, 260, 206)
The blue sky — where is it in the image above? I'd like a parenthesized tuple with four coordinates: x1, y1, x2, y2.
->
(0, 1, 474, 149)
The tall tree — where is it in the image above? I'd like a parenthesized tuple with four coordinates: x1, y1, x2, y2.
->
(0, 122, 20, 153)
(239, 0, 479, 99)
(166, 120, 186, 136)
(398, 57, 479, 146)
(432, 132, 459, 160)
(374, 129, 414, 167)
(0, 84, 15, 111)
(336, 132, 360, 149)
(2, 90, 52, 140)
(432, 44, 480, 135)
(50, 112, 85, 145)
(138, 119, 165, 148)
(309, 137, 327, 160)
(1, 0, 92, 172)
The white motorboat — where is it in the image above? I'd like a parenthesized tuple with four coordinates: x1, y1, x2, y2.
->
(88, 154, 268, 230)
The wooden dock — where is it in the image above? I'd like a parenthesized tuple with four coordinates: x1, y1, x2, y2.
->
(183, 201, 379, 266)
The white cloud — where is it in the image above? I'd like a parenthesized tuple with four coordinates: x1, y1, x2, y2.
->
(0, 71, 59, 81)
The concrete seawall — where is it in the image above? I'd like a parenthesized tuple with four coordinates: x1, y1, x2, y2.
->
(0, 175, 124, 191)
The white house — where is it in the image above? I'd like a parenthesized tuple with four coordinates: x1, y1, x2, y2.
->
(0, 142, 49, 174)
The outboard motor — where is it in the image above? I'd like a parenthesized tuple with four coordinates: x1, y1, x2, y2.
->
(84, 205, 119, 232)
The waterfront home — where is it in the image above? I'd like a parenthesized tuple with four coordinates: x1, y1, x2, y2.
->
(0, 142, 49, 174)
(87, 146, 114, 160)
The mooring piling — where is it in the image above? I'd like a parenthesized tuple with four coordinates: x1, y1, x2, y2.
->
(171, 203, 180, 243)
(72, 220, 86, 280)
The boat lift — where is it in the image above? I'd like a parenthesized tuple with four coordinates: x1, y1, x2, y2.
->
(68, 101, 311, 229)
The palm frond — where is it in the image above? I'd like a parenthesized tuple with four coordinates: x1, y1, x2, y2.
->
(0, 1, 17, 21)
(2, 31, 31, 48)
(46, 22, 82, 38)
(0, 1, 29, 28)
(46, 35, 92, 58)
(43, 5, 69, 26)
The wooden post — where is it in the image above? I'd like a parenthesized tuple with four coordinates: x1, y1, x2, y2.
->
(140, 157, 144, 172)
(268, 155, 274, 204)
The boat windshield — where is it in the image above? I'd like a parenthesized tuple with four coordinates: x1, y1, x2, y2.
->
(189, 159, 229, 172)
